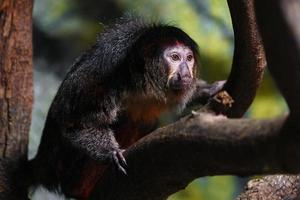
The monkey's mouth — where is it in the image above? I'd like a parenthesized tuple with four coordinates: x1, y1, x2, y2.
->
(169, 79, 193, 90)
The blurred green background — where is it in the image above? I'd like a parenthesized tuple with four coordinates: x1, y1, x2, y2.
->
(29, 0, 288, 199)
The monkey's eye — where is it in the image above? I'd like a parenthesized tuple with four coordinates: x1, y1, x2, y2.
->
(187, 55, 194, 62)
(170, 54, 180, 61)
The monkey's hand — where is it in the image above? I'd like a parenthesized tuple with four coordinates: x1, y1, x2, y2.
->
(204, 80, 226, 97)
(111, 149, 127, 174)
(63, 127, 127, 174)
(188, 79, 226, 106)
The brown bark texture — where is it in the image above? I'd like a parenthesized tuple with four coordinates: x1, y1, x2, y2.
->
(0, 0, 33, 199)
(236, 175, 300, 200)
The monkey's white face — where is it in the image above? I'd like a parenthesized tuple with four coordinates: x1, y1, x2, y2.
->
(163, 44, 195, 90)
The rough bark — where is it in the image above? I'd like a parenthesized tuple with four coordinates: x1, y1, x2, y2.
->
(0, 0, 33, 199)
(236, 175, 300, 200)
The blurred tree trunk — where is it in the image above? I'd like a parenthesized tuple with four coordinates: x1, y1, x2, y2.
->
(0, 0, 33, 199)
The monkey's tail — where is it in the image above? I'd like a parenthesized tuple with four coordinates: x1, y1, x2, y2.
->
(0, 157, 33, 200)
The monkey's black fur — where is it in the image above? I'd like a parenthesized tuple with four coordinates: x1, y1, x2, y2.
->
(29, 17, 222, 199)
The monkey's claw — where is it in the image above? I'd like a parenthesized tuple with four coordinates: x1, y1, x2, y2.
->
(112, 149, 127, 175)
(117, 150, 127, 166)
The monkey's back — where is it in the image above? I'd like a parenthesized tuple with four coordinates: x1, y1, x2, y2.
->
(30, 18, 153, 196)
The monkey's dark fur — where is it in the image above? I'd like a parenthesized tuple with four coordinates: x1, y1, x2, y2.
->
(29, 17, 223, 199)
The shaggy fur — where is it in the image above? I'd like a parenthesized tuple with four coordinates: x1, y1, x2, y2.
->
(28, 17, 218, 199)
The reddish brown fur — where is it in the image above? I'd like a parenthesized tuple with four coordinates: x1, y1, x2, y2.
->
(71, 164, 108, 200)
(72, 97, 172, 199)
(117, 96, 169, 148)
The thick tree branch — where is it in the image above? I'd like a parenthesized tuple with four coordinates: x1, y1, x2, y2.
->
(91, 114, 292, 200)
(236, 0, 300, 199)
(0, 0, 33, 199)
(255, 0, 300, 118)
(236, 175, 300, 200)
(0, 0, 33, 158)
(220, 0, 266, 118)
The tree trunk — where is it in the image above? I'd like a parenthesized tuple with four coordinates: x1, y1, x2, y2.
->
(0, 0, 33, 198)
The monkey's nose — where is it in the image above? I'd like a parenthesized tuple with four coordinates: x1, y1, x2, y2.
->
(176, 73, 182, 81)
(179, 63, 191, 79)
(177, 71, 192, 85)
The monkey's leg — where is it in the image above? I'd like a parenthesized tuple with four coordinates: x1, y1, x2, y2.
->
(63, 127, 127, 173)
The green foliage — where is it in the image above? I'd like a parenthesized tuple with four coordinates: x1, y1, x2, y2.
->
(34, 0, 101, 50)
(168, 176, 235, 200)
(248, 72, 288, 119)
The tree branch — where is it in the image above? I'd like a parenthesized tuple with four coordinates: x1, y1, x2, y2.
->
(255, 0, 300, 118)
(0, 0, 33, 199)
(0, 0, 33, 158)
(221, 0, 266, 118)
(235, 0, 300, 199)
(236, 175, 300, 200)
(91, 114, 292, 200)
